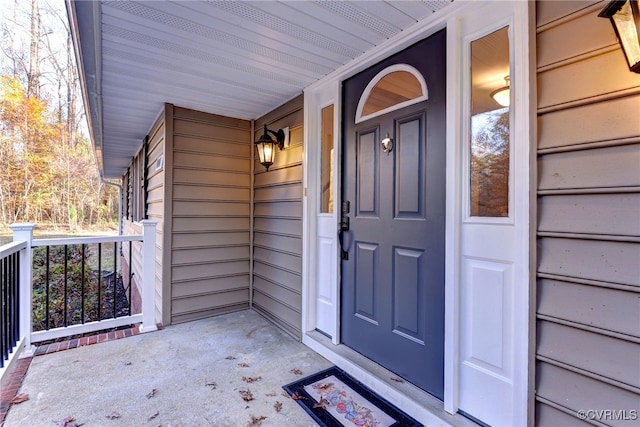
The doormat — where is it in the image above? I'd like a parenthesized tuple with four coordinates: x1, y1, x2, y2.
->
(283, 366, 421, 427)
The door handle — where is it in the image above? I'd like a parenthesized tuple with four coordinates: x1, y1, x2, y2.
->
(339, 200, 350, 260)
(338, 228, 349, 260)
(339, 216, 350, 260)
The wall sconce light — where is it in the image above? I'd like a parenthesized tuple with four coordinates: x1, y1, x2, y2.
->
(490, 76, 510, 107)
(599, 0, 640, 73)
(254, 124, 287, 171)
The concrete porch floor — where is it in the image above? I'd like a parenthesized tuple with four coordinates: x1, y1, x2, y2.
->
(3, 310, 333, 427)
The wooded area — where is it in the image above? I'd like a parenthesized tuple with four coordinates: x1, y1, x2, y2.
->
(0, 0, 118, 232)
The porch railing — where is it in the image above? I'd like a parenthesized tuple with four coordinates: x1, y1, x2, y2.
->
(0, 221, 157, 382)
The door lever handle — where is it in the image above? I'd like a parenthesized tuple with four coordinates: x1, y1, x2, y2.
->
(338, 229, 349, 260)
(338, 216, 350, 260)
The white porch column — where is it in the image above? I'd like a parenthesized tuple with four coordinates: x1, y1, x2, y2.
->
(139, 220, 158, 333)
(10, 223, 36, 355)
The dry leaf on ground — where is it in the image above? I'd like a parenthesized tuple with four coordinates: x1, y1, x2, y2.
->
(225, 356, 236, 360)
(273, 401, 282, 413)
(390, 376, 404, 383)
(238, 362, 249, 368)
(290, 368, 303, 375)
(290, 391, 307, 400)
(146, 388, 158, 399)
(57, 417, 82, 427)
(242, 376, 262, 383)
(205, 380, 217, 389)
(247, 415, 267, 426)
(10, 393, 29, 404)
(148, 411, 159, 421)
(313, 398, 330, 410)
(105, 412, 121, 420)
(265, 391, 276, 397)
(239, 389, 254, 402)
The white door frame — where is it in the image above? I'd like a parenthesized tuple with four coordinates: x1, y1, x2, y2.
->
(302, 2, 533, 425)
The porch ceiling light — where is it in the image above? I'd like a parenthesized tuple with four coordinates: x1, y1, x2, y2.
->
(490, 76, 510, 107)
(255, 124, 286, 171)
(599, 0, 640, 73)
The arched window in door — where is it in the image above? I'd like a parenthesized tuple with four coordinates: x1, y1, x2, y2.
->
(355, 64, 428, 124)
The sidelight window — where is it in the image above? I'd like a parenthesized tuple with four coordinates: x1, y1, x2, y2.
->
(469, 27, 511, 218)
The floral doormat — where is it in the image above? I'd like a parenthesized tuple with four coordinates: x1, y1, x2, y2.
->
(283, 366, 421, 427)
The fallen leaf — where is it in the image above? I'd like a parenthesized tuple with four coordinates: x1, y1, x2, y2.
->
(206, 381, 217, 389)
(146, 388, 158, 399)
(265, 391, 276, 397)
(123, 361, 132, 366)
(274, 401, 282, 413)
(225, 356, 236, 360)
(290, 368, 303, 375)
(239, 389, 254, 402)
(105, 411, 121, 420)
(57, 417, 83, 427)
(10, 393, 29, 404)
(242, 376, 262, 383)
(290, 391, 307, 400)
(245, 325, 263, 338)
(238, 362, 249, 368)
(313, 398, 330, 411)
(281, 391, 290, 399)
(247, 415, 267, 426)
(148, 411, 159, 421)
(390, 376, 404, 383)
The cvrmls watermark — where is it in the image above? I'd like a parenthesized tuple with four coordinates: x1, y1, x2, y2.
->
(577, 409, 638, 421)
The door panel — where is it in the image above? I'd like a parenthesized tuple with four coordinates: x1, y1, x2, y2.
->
(341, 29, 446, 399)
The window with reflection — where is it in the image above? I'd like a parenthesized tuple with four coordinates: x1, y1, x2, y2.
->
(470, 27, 510, 217)
(320, 105, 334, 213)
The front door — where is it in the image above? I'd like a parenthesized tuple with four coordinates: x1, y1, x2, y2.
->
(340, 30, 446, 399)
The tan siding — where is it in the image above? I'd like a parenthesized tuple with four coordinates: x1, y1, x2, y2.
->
(252, 95, 304, 339)
(538, 194, 640, 236)
(147, 111, 166, 323)
(170, 106, 251, 324)
(537, 279, 640, 336)
(535, 2, 640, 423)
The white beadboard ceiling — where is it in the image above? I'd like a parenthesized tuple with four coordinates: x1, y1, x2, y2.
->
(69, 0, 454, 178)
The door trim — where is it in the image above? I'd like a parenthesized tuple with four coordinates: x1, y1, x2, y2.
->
(302, 2, 533, 425)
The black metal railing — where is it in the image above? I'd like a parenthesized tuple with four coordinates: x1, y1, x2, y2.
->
(32, 241, 134, 332)
(1, 242, 23, 368)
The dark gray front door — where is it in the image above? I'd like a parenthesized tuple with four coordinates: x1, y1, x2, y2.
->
(341, 30, 446, 399)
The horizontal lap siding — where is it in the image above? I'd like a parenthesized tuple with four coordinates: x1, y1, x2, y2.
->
(252, 95, 304, 339)
(171, 106, 251, 324)
(121, 113, 166, 322)
(535, 2, 640, 425)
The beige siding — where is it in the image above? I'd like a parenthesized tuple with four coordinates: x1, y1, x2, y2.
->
(252, 95, 304, 339)
(170, 106, 252, 324)
(121, 111, 166, 323)
(535, 2, 640, 425)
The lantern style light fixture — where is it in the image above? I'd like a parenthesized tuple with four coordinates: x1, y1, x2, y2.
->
(490, 76, 510, 107)
(599, 0, 640, 73)
(254, 124, 287, 171)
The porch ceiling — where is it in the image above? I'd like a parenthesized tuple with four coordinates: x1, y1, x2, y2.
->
(68, 0, 453, 178)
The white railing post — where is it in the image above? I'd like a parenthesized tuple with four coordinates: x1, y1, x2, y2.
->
(10, 223, 37, 355)
(139, 220, 158, 333)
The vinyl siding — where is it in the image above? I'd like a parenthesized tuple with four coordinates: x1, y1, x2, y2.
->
(121, 112, 166, 322)
(535, 2, 640, 425)
(252, 95, 304, 339)
(170, 106, 252, 324)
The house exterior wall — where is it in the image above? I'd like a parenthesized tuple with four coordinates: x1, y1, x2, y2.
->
(169, 106, 252, 324)
(122, 111, 166, 323)
(252, 95, 305, 339)
(535, 1, 640, 425)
